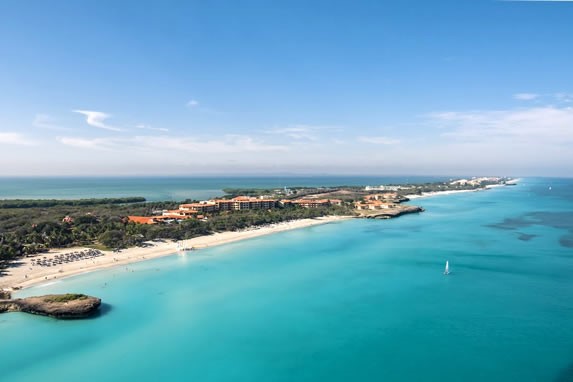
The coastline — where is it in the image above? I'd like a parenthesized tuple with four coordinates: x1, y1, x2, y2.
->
(404, 182, 517, 200)
(404, 189, 481, 200)
(1, 216, 350, 291)
(1, 181, 518, 291)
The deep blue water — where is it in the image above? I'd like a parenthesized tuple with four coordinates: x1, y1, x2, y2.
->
(0, 176, 450, 201)
(1, 178, 573, 381)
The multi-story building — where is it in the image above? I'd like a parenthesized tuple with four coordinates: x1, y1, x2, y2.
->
(292, 199, 331, 208)
(179, 201, 218, 213)
(354, 200, 396, 210)
(213, 197, 277, 211)
(364, 193, 399, 201)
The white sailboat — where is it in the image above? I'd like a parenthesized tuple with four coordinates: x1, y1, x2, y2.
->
(444, 260, 450, 275)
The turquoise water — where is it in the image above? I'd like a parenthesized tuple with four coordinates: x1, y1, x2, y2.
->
(0, 176, 449, 201)
(2, 178, 573, 381)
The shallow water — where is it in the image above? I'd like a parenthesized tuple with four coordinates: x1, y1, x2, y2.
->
(1, 178, 573, 381)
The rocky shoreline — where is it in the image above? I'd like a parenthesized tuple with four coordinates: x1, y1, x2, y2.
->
(0, 293, 101, 319)
(355, 205, 424, 219)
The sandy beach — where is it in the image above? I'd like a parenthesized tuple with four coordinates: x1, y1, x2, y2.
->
(404, 189, 481, 199)
(404, 182, 517, 200)
(0, 216, 350, 291)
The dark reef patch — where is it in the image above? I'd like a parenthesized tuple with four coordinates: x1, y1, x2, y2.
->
(517, 233, 537, 241)
(554, 360, 573, 382)
(488, 211, 573, 249)
(559, 235, 573, 249)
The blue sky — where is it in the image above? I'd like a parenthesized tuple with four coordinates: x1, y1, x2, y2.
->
(1, 0, 572, 176)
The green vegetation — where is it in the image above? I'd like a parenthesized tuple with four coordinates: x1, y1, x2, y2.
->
(0, 199, 180, 266)
(44, 294, 88, 303)
(222, 188, 273, 197)
(400, 180, 502, 195)
(0, 197, 146, 209)
(0, 196, 351, 268)
(222, 187, 339, 199)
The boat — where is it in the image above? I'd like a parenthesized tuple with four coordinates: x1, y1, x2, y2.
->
(444, 260, 450, 275)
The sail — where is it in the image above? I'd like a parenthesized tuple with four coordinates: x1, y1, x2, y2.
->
(444, 261, 450, 274)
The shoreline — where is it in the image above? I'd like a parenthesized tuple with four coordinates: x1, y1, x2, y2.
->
(403, 182, 516, 200)
(1, 181, 518, 291)
(1, 216, 351, 291)
(404, 189, 481, 200)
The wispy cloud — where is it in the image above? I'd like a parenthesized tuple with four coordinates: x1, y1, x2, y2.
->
(514, 93, 539, 100)
(133, 135, 288, 153)
(33, 114, 70, 131)
(0, 132, 37, 146)
(266, 124, 342, 141)
(357, 136, 401, 145)
(57, 134, 288, 153)
(555, 92, 573, 103)
(57, 137, 115, 150)
(430, 106, 573, 144)
(268, 126, 318, 141)
(73, 110, 122, 132)
(186, 99, 199, 108)
(136, 124, 169, 133)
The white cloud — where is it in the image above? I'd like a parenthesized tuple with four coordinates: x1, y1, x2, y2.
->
(357, 136, 401, 145)
(57, 134, 288, 153)
(430, 106, 573, 144)
(136, 124, 169, 132)
(267, 124, 342, 141)
(268, 126, 318, 141)
(133, 135, 288, 153)
(73, 110, 122, 132)
(555, 93, 573, 103)
(57, 137, 115, 150)
(187, 99, 199, 108)
(0, 132, 37, 146)
(513, 93, 539, 101)
(33, 114, 70, 131)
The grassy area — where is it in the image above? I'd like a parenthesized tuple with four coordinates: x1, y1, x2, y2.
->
(44, 294, 88, 303)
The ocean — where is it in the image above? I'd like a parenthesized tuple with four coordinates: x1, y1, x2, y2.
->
(0, 176, 450, 201)
(1, 177, 573, 381)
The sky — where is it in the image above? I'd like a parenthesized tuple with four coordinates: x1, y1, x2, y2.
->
(0, 0, 572, 177)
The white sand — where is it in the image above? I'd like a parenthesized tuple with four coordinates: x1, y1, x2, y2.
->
(0, 216, 351, 290)
(404, 189, 481, 199)
(405, 182, 515, 199)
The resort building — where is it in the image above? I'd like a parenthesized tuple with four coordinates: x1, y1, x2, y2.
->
(179, 201, 218, 213)
(128, 195, 338, 225)
(213, 196, 277, 211)
(292, 199, 331, 208)
(162, 209, 197, 218)
(364, 193, 399, 201)
(127, 216, 158, 225)
(354, 201, 397, 210)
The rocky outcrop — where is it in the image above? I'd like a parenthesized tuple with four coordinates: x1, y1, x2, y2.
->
(0, 293, 101, 319)
(0, 290, 11, 299)
(356, 205, 424, 219)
